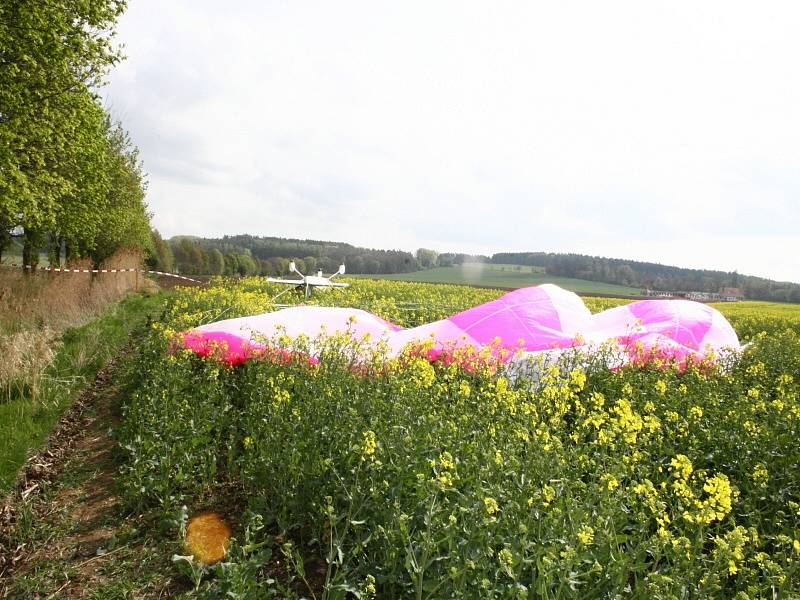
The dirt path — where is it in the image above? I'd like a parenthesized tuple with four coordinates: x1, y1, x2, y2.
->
(0, 349, 182, 599)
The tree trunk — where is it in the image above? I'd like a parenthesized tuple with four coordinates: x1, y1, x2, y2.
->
(47, 237, 61, 268)
(65, 239, 78, 265)
(22, 230, 44, 271)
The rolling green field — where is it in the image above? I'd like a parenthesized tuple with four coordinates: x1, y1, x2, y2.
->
(352, 263, 644, 296)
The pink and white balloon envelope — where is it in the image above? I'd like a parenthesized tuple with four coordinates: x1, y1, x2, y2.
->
(181, 284, 740, 368)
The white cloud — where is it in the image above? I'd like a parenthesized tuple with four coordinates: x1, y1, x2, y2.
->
(106, 0, 800, 282)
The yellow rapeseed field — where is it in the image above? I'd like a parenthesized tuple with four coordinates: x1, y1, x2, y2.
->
(118, 278, 800, 598)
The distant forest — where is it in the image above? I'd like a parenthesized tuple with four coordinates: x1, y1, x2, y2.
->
(150, 234, 800, 303)
(154, 234, 427, 278)
(492, 253, 800, 303)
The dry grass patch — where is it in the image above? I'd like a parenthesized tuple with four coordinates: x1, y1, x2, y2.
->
(0, 249, 157, 402)
(0, 248, 155, 335)
(0, 327, 60, 402)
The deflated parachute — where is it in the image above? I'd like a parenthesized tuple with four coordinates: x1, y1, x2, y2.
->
(183, 284, 740, 366)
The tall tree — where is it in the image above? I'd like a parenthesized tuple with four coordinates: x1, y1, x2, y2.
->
(0, 0, 139, 265)
(148, 229, 174, 272)
(236, 253, 257, 276)
(90, 117, 151, 262)
(209, 248, 225, 275)
(304, 255, 317, 274)
(416, 248, 438, 269)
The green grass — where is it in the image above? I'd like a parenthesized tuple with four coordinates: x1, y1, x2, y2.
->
(0, 291, 166, 491)
(352, 263, 644, 296)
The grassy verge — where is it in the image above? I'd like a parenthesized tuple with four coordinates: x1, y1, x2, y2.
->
(1, 325, 189, 597)
(0, 291, 166, 492)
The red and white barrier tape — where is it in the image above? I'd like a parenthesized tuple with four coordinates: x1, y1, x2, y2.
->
(1, 263, 201, 283)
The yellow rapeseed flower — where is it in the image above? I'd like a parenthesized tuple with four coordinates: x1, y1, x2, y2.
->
(569, 368, 587, 391)
(610, 399, 643, 445)
(498, 547, 514, 573)
(484, 497, 499, 515)
(439, 451, 455, 470)
(751, 463, 769, 488)
(494, 450, 503, 466)
(600, 473, 619, 491)
(542, 484, 556, 506)
(577, 525, 594, 545)
(695, 473, 733, 523)
(361, 430, 378, 461)
(670, 454, 694, 480)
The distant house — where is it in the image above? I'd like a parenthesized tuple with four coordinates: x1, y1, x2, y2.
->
(643, 289, 675, 298)
(684, 288, 743, 302)
(720, 287, 744, 302)
(645, 288, 743, 302)
(687, 291, 715, 301)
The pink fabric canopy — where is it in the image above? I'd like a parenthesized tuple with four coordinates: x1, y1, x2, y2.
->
(182, 284, 740, 367)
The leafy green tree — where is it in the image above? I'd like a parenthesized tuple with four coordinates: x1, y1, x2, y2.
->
(21, 229, 44, 268)
(224, 253, 239, 276)
(416, 248, 438, 269)
(348, 255, 364, 273)
(236, 253, 257, 276)
(364, 257, 381, 273)
(148, 229, 174, 272)
(209, 248, 225, 275)
(172, 239, 209, 274)
(273, 257, 290, 275)
(89, 117, 151, 263)
(0, 0, 126, 244)
(0, 0, 152, 270)
(52, 93, 111, 261)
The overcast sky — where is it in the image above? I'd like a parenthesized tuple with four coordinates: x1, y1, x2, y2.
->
(105, 1, 799, 283)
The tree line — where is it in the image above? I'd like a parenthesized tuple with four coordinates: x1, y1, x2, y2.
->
(493, 252, 800, 303)
(0, 0, 151, 267)
(152, 235, 496, 277)
(149, 234, 426, 277)
(151, 235, 800, 302)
